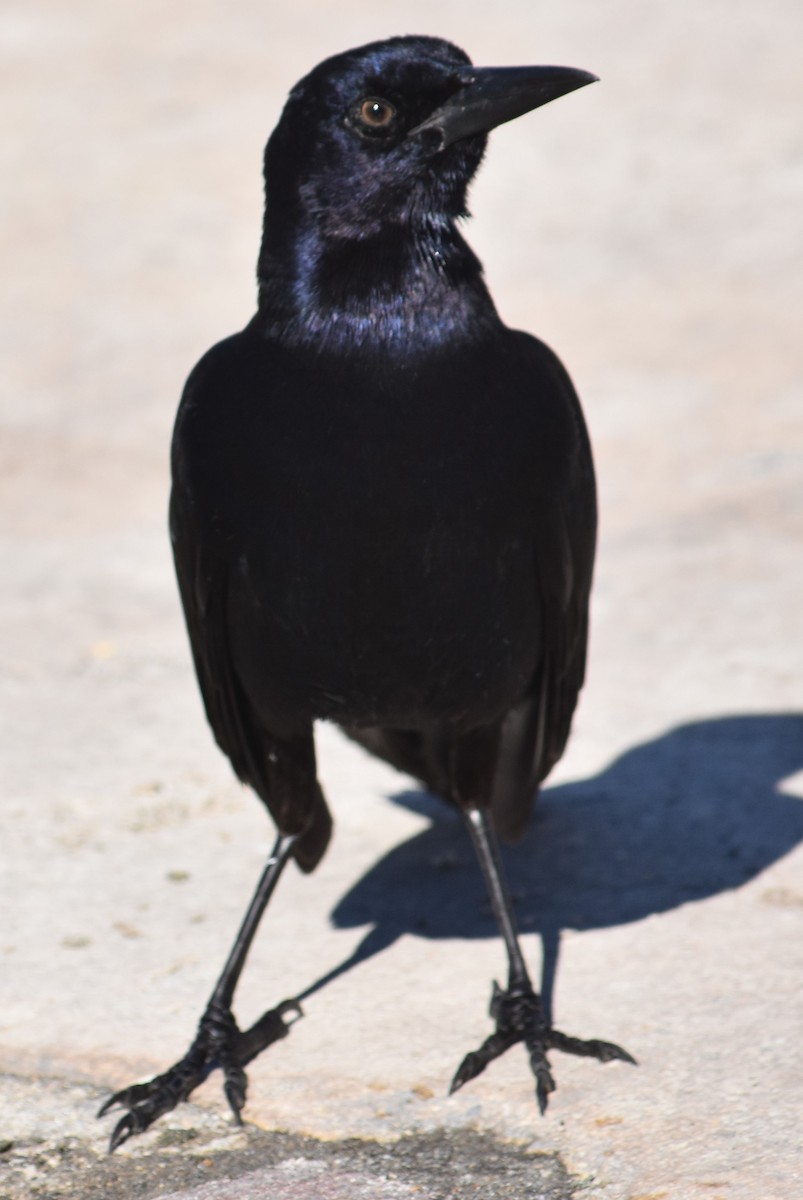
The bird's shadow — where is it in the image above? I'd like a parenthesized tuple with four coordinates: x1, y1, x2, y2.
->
(296, 714, 803, 1021)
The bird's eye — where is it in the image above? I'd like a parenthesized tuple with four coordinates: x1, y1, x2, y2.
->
(357, 97, 396, 129)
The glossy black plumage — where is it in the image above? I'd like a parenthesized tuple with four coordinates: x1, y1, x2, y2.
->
(99, 35, 632, 1150)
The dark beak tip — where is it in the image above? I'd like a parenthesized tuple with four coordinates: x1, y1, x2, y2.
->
(548, 67, 599, 93)
(408, 62, 599, 150)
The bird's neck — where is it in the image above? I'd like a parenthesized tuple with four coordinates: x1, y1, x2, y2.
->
(254, 212, 501, 355)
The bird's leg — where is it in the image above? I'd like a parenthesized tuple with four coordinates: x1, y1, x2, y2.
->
(450, 808, 635, 1112)
(99, 833, 301, 1151)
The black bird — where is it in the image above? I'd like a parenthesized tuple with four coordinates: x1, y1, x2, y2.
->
(100, 34, 633, 1151)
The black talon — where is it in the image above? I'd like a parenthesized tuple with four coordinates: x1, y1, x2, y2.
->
(546, 1029, 637, 1064)
(452, 977, 635, 1112)
(98, 837, 300, 1150)
(99, 1033, 221, 1152)
(109, 1113, 137, 1154)
(98, 994, 304, 1150)
(220, 1050, 248, 1121)
(451, 980, 552, 1103)
(450, 810, 635, 1114)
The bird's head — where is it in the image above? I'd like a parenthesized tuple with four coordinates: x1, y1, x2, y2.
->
(263, 35, 597, 242)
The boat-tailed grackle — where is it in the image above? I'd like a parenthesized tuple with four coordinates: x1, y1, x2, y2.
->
(99, 34, 634, 1151)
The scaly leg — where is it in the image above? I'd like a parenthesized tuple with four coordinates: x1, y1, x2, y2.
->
(450, 808, 635, 1112)
(99, 833, 300, 1150)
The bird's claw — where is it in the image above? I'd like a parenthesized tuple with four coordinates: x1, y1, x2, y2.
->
(98, 997, 302, 1151)
(107, 1111, 142, 1154)
(546, 1028, 637, 1065)
(450, 979, 552, 1097)
(450, 980, 634, 1112)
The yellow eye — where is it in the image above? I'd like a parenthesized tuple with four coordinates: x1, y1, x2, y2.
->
(358, 97, 396, 128)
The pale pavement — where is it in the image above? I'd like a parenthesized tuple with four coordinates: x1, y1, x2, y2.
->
(1, 2, 802, 1198)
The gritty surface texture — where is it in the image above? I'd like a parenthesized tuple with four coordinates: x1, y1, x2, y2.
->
(2, 1, 802, 1199)
(0, 1076, 576, 1200)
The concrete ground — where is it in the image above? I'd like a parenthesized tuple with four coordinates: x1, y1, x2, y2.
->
(1, 1, 802, 1197)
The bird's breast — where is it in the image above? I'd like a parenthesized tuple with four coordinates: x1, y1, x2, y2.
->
(224, 414, 541, 728)
(176, 334, 562, 729)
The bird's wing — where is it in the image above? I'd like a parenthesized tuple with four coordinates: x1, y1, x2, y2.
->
(168, 334, 282, 801)
(170, 486, 332, 871)
(169, 337, 334, 872)
(489, 333, 597, 840)
(169, 488, 266, 796)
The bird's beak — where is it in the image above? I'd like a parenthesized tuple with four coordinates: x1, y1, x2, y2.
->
(409, 65, 598, 150)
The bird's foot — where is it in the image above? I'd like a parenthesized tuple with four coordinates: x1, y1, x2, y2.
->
(449, 981, 635, 1113)
(98, 997, 301, 1151)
